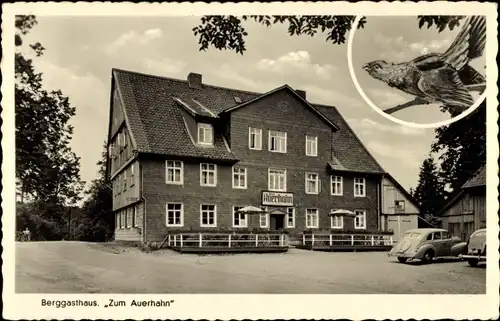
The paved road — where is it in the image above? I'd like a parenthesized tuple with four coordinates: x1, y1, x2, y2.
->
(15, 241, 486, 294)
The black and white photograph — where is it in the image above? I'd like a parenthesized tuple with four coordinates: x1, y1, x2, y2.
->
(1, 2, 499, 320)
(350, 15, 487, 125)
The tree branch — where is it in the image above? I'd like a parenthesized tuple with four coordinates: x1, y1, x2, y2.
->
(382, 97, 428, 115)
(382, 83, 486, 115)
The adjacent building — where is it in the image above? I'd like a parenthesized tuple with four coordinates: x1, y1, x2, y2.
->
(107, 69, 406, 243)
(379, 175, 421, 241)
(439, 165, 486, 240)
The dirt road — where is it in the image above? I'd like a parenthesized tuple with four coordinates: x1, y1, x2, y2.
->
(15, 241, 486, 294)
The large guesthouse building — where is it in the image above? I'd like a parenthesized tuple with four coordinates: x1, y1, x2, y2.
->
(107, 69, 401, 243)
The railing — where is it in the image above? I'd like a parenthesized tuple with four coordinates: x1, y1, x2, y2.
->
(167, 233, 289, 249)
(302, 233, 394, 247)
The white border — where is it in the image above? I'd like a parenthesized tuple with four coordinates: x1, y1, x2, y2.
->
(347, 15, 488, 129)
(1, 2, 498, 321)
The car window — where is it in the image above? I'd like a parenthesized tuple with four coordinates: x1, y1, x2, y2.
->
(433, 232, 442, 240)
(472, 230, 486, 238)
(427, 233, 433, 241)
(442, 232, 451, 239)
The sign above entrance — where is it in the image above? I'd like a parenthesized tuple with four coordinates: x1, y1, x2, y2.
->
(262, 191, 293, 207)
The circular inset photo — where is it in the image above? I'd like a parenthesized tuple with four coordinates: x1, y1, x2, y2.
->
(347, 15, 486, 128)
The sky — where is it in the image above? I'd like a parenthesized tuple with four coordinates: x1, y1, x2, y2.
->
(18, 15, 485, 196)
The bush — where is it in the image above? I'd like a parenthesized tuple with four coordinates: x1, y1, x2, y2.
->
(16, 202, 64, 241)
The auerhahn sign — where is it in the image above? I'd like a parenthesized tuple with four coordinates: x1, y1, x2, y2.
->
(262, 191, 294, 206)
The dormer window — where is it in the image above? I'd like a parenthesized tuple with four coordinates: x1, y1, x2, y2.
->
(197, 123, 213, 145)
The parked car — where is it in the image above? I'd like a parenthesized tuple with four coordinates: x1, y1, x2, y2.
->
(459, 228, 486, 267)
(388, 228, 466, 264)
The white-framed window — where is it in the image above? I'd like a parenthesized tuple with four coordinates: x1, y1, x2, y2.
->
(115, 213, 120, 229)
(330, 176, 343, 195)
(166, 160, 183, 184)
(123, 171, 127, 191)
(200, 204, 217, 227)
(232, 167, 247, 189)
(306, 208, 319, 228)
(286, 207, 295, 228)
(200, 163, 217, 186)
(331, 215, 343, 229)
(305, 135, 318, 156)
(130, 164, 135, 186)
(259, 213, 269, 228)
(354, 177, 366, 197)
(126, 207, 132, 228)
(133, 205, 138, 227)
(233, 206, 247, 227)
(248, 127, 262, 150)
(305, 173, 320, 194)
(354, 210, 366, 229)
(268, 168, 287, 191)
(197, 123, 214, 145)
(166, 203, 183, 227)
(121, 210, 126, 229)
(395, 200, 405, 212)
(268, 130, 287, 153)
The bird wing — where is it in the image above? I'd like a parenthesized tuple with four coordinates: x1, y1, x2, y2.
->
(410, 53, 446, 71)
(441, 16, 486, 70)
(417, 67, 474, 109)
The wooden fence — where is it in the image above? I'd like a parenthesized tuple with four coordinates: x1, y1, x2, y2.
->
(167, 232, 289, 249)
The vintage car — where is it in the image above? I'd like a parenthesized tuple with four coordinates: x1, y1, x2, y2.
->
(388, 228, 466, 264)
(459, 228, 486, 267)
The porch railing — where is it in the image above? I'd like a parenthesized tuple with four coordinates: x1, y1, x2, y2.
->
(301, 233, 394, 247)
(167, 233, 289, 249)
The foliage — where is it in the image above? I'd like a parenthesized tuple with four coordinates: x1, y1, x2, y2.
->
(192, 15, 464, 54)
(15, 15, 83, 205)
(431, 103, 486, 196)
(73, 142, 114, 242)
(16, 201, 64, 241)
(411, 156, 446, 217)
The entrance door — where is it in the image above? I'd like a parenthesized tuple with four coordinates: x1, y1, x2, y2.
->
(270, 215, 285, 230)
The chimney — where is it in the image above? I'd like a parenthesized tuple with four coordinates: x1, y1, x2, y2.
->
(296, 89, 307, 100)
(187, 72, 202, 89)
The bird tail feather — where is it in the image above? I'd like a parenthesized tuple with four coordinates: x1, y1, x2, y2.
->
(458, 65, 486, 85)
(443, 16, 486, 70)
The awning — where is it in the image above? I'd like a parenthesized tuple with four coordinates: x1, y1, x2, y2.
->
(328, 209, 357, 217)
(235, 206, 267, 215)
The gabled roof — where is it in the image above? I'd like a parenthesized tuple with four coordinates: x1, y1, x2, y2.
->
(222, 85, 339, 131)
(462, 165, 486, 189)
(112, 68, 254, 161)
(438, 165, 486, 216)
(384, 173, 421, 213)
(314, 105, 385, 174)
(110, 68, 384, 174)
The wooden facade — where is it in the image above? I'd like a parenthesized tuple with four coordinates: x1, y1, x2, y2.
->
(380, 176, 420, 241)
(440, 166, 486, 241)
(441, 188, 486, 241)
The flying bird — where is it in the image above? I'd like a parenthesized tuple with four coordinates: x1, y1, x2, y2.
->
(363, 16, 486, 117)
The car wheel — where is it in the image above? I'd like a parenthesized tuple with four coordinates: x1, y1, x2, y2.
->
(468, 259, 479, 267)
(421, 250, 434, 264)
(397, 257, 407, 263)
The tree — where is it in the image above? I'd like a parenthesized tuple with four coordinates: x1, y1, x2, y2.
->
(431, 103, 486, 196)
(192, 15, 464, 54)
(75, 142, 114, 242)
(413, 156, 446, 218)
(15, 15, 83, 207)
